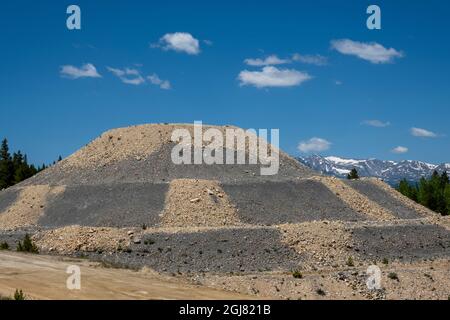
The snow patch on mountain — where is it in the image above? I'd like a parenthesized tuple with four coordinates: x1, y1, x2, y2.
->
(297, 155, 449, 186)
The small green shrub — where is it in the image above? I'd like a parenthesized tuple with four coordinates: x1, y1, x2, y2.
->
(144, 239, 155, 245)
(346, 256, 354, 267)
(316, 289, 326, 296)
(13, 289, 25, 300)
(0, 241, 9, 250)
(292, 270, 303, 279)
(388, 272, 399, 281)
(16, 234, 39, 253)
(382, 258, 389, 265)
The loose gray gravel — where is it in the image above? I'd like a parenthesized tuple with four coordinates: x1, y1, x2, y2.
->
(0, 187, 20, 213)
(352, 224, 450, 261)
(82, 227, 304, 274)
(223, 180, 368, 225)
(38, 183, 168, 228)
(345, 180, 421, 219)
(22, 144, 314, 186)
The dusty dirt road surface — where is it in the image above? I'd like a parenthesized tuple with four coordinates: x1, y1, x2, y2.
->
(0, 252, 250, 300)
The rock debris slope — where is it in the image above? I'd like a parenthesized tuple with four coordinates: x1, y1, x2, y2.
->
(0, 124, 449, 279)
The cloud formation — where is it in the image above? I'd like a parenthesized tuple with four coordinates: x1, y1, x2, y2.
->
(292, 53, 328, 66)
(410, 127, 437, 138)
(60, 63, 101, 79)
(298, 137, 331, 153)
(148, 74, 171, 90)
(153, 32, 200, 55)
(362, 120, 391, 127)
(238, 66, 311, 88)
(391, 146, 408, 154)
(107, 67, 145, 85)
(244, 55, 290, 66)
(331, 39, 403, 64)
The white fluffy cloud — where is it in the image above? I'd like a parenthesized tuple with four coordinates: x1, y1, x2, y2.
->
(238, 66, 312, 88)
(107, 67, 145, 85)
(298, 137, 331, 153)
(410, 127, 437, 138)
(362, 120, 391, 127)
(244, 55, 290, 66)
(148, 74, 171, 90)
(391, 146, 408, 154)
(154, 32, 200, 55)
(60, 63, 101, 79)
(292, 53, 328, 66)
(331, 39, 403, 64)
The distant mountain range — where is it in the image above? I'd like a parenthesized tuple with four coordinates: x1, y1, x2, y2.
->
(297, 155, 450, 186)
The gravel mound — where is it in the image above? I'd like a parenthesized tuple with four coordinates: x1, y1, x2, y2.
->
(222, 180, 367, 225)
(345, 180, 421, 219)
(161, 179, 241, 227)
(22, 124, 314, 186)
(38, 183, 168, 228)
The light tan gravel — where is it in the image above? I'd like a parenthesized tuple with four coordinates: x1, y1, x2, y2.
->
(161, 179, 242, 227)
(34, 226, 129, 254)
(0, 185, 65, 230)
(313, 176, 395, 221)
(278, 221, 355, 269)
(59, 123, 284, 170)
(196, 259, 450, 300)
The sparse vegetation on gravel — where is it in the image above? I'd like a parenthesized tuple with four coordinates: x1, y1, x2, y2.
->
(13, 289, 25, 300)
(388, 272, 399, 281)
(16, 234, 38, 253)
(0, 241, 9, 250)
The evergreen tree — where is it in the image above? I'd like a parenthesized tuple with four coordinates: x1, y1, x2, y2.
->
(399, 171, 450, 216)
(347, 168, 359, 180)
(444, 184, 450, 216)
(0, 139, 14, 189)
(397, 179, 418, 201)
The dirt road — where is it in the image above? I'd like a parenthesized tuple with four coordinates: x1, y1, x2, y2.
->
(0, 252, 250, 300)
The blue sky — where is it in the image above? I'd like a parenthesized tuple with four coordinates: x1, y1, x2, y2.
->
(1, 0, 449, 165)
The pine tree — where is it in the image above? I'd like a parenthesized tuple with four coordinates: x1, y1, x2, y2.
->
(0, 139, 14, 189)
(444, 184, 450, 216)
(347, 168, 359, 180)
(397, 179, 418, 201)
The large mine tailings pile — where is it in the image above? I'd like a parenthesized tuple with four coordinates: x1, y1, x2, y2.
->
(0, 124, 449, 275)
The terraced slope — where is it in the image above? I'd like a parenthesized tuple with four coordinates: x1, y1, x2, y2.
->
(0, 124, 449, 299)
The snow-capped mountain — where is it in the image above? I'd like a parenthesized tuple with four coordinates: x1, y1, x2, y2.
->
(297, 155, 450, 186)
